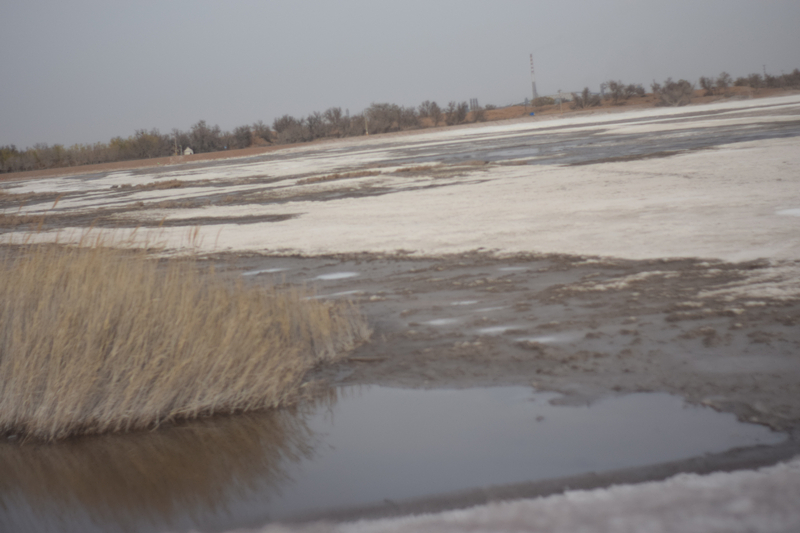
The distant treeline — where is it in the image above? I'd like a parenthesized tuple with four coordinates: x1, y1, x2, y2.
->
(2, 68, 798, 174)
(0, 101, 482, 174)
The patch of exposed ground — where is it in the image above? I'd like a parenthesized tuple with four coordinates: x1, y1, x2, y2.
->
(217, 252, 800, 433)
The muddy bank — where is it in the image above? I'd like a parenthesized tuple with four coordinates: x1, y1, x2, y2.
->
(220, 251, 800, 432)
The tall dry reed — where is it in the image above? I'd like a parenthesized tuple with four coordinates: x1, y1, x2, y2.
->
(0, 244, 369, 441)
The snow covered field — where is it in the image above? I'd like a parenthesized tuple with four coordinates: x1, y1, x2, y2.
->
(4, 95, 799, 268)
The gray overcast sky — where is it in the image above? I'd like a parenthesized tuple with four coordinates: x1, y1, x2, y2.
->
(2, 0, 798, 148)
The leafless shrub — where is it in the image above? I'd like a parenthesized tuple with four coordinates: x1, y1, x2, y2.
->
(531, 96, 555, 107)
(735, 73, 764, 89)
(445, 101, 469, 125)
(272, 115, 310, 144)
(654, 78, 694, 106)
(189, 120, 224, 153)
(716, 72, 732, 93)
(322, 107, 347, 137)
(604, 80, 625, 104)
(604, 81, 644, 104)
(571, 88, 601, 109)
(251, 121, 272, 143)
(232, 126, 252, 149)
(651, 80, 662, 94)
(418, 101, 434, 117)
(627, 84, 646, 98)
(306, 111, 328, 140)
(699, 76, 716, 96)
(429, 102, 443, 126)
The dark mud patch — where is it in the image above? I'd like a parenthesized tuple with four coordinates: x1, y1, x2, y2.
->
(566, 146, 713, 166)
(218, 252, 800, 432)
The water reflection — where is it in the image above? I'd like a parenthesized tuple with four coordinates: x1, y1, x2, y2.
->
(0, 386, 787, 531)
(0, 390, 336, 533)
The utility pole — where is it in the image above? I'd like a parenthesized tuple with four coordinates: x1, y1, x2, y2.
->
(530, 53, 539, 103)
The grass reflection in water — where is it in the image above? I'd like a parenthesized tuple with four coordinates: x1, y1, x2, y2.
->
(0, 389, 337, 532)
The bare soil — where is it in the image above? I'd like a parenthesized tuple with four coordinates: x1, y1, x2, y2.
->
(224, 251, 800, 433)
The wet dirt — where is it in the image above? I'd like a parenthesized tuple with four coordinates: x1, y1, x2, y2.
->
(222, 251, 800, 432)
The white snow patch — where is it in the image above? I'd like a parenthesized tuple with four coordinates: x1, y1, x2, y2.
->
(476, 325, 519, 335)
(424, 318, 460, 327)
(517, 333, 576, 344)
(314, 272, 360, 281)
(474, 306, 505, 313)
(777, 208, 800, 217)
(450, 300, 478, 306)
(260, 455, 800, 533)
(242, 268, 288, 276)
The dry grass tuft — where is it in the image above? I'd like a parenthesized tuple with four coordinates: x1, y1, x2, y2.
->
(393, 165, 436, 173)
(115, 179, 185, 191)
(0, 213, 48, 229)
(0, 244, 369, 441)
(297, 170, 380, 185)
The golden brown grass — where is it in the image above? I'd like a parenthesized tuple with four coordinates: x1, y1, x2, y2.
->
(0, 243, 369, 441)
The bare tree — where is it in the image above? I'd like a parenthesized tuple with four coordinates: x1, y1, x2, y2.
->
(398, 106, 419, 129)
(418, 100, 434, 117)
(650, 80, 662, 94)
(189, 120, 223, 153)
(323, 107, 345, 137)
(699, 76, 716, 96)
(716, 72, 732, 95)
(571, 88, 601, 109)
(272, 115, 309, 144)
(251, 121, 272, 143)
(445, 101, 469, 125)
(232, 126, 252, 149)
(605, 80, 625, 104)
(306, 111, 326, 140)
(429, 102, 443, 126)
(654, 78, 694, 106)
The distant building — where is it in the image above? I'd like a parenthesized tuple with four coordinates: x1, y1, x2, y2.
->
(183, 147, 194, 155)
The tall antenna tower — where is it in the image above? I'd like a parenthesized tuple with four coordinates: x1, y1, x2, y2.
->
(530, 53, 539, 101)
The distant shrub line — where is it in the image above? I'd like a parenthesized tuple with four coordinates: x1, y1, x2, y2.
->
(567, 68, 799, 111)
(2, 68, 798, 174)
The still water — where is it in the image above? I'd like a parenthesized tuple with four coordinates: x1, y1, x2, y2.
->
(0, 387, 784, 532)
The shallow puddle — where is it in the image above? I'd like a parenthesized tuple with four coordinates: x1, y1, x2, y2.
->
(0, 387, 784, 532)
(268, 387, 783, 521)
